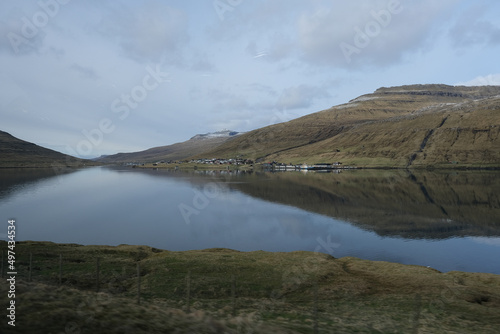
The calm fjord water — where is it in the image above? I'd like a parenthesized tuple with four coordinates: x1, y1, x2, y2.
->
(1, 166, 499, 274)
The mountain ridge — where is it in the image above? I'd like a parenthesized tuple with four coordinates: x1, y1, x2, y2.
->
(191, 84, 500, 168)
(97, 130, 241, 163)
(7, 84, 499, 168)
(0, 130, 93, 168)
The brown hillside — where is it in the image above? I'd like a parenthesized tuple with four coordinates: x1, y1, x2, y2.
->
(98, 131, 241, 163)
(193, 85, 500, 168)
(0, 130, 92, 168)
(271, 95, 500, 167)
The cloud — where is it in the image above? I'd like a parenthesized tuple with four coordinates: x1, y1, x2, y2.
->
(243, 83, 278, 97)
(448, 4, 500, 49)
(208, 84, 277, 113)
(245, 33, 296, 63)
(297, 0, 457, 68)
(204, 82, 330, 133)
(190, 58, 216, 72)
(69, 63, 100, 80)
(455, 74, 500, 86)
(2, 0, 498, 156)
(210, 0, 459, 69)
(470, 237, 500, 247)
(208, 0, 303, 42)
(97, 2, 189, 63)
(213, 94, 250, 112)
(275, 84, 330, 110)
(0, 13, 45, 55)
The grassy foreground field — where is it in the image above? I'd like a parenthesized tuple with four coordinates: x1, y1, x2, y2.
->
(1, 241, 499, 333)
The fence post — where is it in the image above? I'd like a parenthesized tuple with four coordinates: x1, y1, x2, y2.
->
(29, 252, 32, 282)
(413, 294, 422, 334)
(1, 250, 3, 278)
(137, 263, 141, 305)
(313, 280, 318, 334)
(232, 275, 236, 316)
(96, 257, 100, 292)
(186, 270, 191, 313)
(59, 254, 62, 286)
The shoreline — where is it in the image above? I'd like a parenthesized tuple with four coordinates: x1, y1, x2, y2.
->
(131, 162, 500, 171)
(1, 240, 499, 333)
(6, 240, 500, 275)
(2, 161, 499, 170)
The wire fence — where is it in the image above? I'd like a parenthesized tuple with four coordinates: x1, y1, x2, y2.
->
(1, 249, 323, 333)
(3, 247, 495, 334)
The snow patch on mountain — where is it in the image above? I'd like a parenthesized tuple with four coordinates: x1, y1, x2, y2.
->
(190, 130, 241, 140)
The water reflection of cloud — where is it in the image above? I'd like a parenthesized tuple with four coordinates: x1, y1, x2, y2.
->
(269, 214, 314, 238)
(470, 237, 500, 247)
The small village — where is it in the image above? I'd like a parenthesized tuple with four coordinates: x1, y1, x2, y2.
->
(186, 159, 355, 171)
(261, 161, 350, 171)
(129, 158, 357, 172)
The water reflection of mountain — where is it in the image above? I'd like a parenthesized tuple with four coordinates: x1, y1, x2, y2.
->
(4, 167, 498, 240)
(224, 170, 500, 239)
(0, 168, 76, 201)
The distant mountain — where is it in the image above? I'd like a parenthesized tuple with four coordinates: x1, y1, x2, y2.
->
(193, 84, 500, 168)
(0, 130, 93, 168)
(189, 130, 240, 140)
(97, 130, 241, 163)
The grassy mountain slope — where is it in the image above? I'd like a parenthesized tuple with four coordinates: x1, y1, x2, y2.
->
(269, 95, 500, 167)
(193, 85, 500, 167)
(98, 131, 241, 163)
(0, 130, 92, 168)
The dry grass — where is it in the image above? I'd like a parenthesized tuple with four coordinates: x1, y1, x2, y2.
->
(1, 241, 500, 333)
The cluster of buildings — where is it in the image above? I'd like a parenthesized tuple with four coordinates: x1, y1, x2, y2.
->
(262, 162, 346, 171)
(127, 159, 354, 171)
(188, 158, 254, 165)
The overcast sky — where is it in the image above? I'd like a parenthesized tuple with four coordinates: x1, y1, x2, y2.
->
(1, 0, 500, 158)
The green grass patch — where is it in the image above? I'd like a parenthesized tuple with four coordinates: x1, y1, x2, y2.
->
(1, 241, 499, 333)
